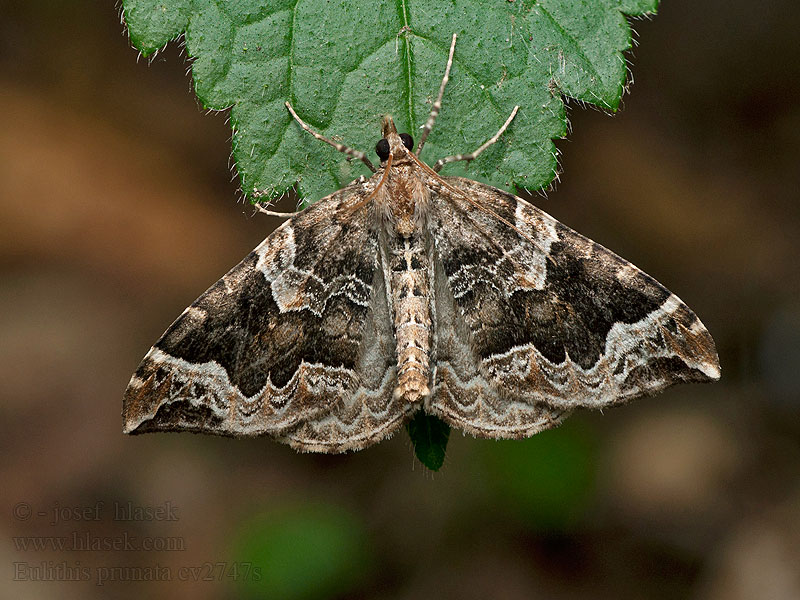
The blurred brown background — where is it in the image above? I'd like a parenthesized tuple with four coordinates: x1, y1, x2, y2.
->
(2, 1, 799, 598)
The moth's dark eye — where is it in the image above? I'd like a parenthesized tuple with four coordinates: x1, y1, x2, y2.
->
(399, 133, 414, 151)
(375, 138, 390, 161)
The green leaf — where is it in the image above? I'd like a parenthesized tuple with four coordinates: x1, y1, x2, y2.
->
(123, 0, 659, 202)
(406, 411, 450, 471)
(232, 503, 371, 600)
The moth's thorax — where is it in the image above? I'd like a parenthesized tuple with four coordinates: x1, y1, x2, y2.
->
(382, 163, 429, 236)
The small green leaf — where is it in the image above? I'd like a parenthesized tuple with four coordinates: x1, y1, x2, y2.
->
(406, 412, 450, 471)
(123, 0, 660, 202)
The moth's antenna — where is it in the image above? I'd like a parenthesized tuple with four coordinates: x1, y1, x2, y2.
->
(285, 102, 377, 173)
(433, 105, 519, 172)
(415, 33, 457, 156)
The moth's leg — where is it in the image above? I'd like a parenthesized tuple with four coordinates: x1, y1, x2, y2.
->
(249, 193, 301, 218)
(433, 106, 519, 173)
(285, 102, 377, 173)
(415, 33, 457, 156)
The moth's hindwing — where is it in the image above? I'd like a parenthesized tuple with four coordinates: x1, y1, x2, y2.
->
(123, 181, 410, 452)
(426, 176, 720, 438)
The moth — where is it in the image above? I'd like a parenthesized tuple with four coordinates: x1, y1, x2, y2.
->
(124, 35, 720, 452)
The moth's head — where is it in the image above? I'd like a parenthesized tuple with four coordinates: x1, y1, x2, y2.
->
(376, 115, 414, 165)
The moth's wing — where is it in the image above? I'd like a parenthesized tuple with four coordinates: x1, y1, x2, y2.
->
(124, 180, 407, 452)
(431, 252, 569, 439)
(427, 175, 720, 439)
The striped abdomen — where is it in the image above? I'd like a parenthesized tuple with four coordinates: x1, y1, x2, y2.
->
(388, 233, 433, 404)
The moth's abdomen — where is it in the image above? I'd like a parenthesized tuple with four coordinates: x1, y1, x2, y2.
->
(389, 234, 433, 405)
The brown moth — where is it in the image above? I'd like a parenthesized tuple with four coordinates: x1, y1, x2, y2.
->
(124, 35, 720, 451)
